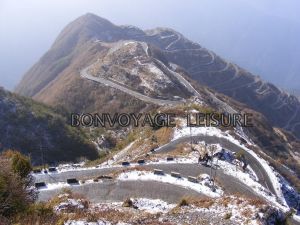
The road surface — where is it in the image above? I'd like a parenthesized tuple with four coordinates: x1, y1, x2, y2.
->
(154, 135, 276, 195)
(80, 66, 183, 106)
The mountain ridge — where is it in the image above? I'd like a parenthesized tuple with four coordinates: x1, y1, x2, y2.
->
(15, 13, 300, 139)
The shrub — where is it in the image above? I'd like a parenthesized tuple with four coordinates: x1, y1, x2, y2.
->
(178, 198, 189, 207)
(122, 198, 134, 208)
(224, 212, 232, 219)
(4, 150, 32, 178)
(0, 150, 36, 219)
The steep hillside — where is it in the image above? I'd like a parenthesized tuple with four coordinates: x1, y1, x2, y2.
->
(15, 13, 300, 139)
(0, 87, 98, 164)
(88, 41, 192, 100)
(13, 14, 300, 173)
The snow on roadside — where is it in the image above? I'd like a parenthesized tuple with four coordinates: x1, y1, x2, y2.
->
(173, 125, 222, 140)
(38, 179, 102, 191)
(65, 220, 111, 225)
(172, 124, 288, 209)
(191, 197, 262, 225)
(62, 198, 173, 224)
(117, 170, 223, 198)
(217, 160, 280, 207)
(42, 182, 70, 191)
(150, 156, 197, 165)
(94, 198, 174, 215)
(132, 198, 175, 214)
(244, 147, 287, 207)
(211, 144, 259, 182)
(54, 198, 85, 212)
(36, 164, 123, 174)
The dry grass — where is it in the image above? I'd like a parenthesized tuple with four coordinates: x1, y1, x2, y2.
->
(247, 198, 265, 207)
(66, 208, 133, 223)
(175, 196, 215, 209)
(219, 196, 232, 208)
(165, 143, 191, 157)
(155, 127, 173, 146)
(241, 209, 253, 218)
(191, 198, 215, 209)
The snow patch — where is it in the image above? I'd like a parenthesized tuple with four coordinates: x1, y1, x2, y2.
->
(132, 198, 175, 214)
(172, 124, 289, 210)
(54, 198, 85, 212)
(117, 170, 222, 198)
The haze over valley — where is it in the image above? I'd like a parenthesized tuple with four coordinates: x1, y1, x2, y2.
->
(1, 1, 300, 224)
(1, 0, 300, 96)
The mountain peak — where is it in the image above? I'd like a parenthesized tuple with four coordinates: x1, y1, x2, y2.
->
(76, 13, 114, 27)
(51, 13, 117, 50)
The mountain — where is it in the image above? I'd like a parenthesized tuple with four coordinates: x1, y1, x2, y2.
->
(15, 13, 300, 140)
(0, 86, 98, 164)
(8, 13, 300, 225)
(14, 13, 300, 172)
(186, 0, 300, 93)
(13, 13, 300, 176)
(11, 14, 300, 216)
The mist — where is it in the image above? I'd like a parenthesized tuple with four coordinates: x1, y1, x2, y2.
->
(0, 0, 299, 94)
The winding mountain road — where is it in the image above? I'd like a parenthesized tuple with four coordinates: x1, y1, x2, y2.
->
(35, 162, 259, 203)
(80, 66, 183, 106)
(35, 130, 277, 203)
(38, 180, 204, 203)
(154, 134, 276, 195)
(78, 36, 280, 203)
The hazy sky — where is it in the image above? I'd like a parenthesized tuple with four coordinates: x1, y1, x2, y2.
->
(0, 0, 300, 90)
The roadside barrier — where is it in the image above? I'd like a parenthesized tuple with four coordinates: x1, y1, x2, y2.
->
(187, 176, 198, 183)
(67, 178, 79, 184)
(97, 175, 113, 180)
(153, 169, 164, 175)
(33, 169, 42, 174)
(138, 159, 145, 164)
(171, 172, 181, 178)
(35, 182, 46, 189)
(122, 161, 130, 166)
(48, 167, 57, 172)
(167, 157, 174, 161)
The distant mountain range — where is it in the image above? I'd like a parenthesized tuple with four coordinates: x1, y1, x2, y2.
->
(183, 0, 300, 94)
(15, 13, 300, 139)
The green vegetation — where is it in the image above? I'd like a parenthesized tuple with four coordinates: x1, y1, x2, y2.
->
(0, 150, 68, 224)
(0, 150, 36, 220)
(5, 150, 32, 179)
(0, 88, 98, 165)
(115, 130, 137, 151)
(84, 129, 138, 167)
